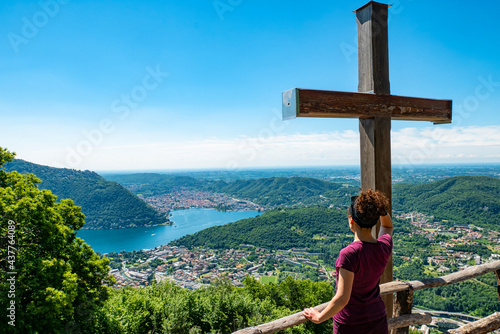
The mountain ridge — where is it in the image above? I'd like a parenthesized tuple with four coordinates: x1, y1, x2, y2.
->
(209, 176, 349, 207)
(4, 159, 168, 229)
(393, 175, 500, 230)
(170, 175, 500, 251)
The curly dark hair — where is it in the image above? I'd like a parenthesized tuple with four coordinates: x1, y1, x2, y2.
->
(350, 189, 390, 228)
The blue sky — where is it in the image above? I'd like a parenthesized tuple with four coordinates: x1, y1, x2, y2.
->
(1, 0, 499, 171)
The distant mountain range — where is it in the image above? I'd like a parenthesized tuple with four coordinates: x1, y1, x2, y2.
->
(105, 173, 357, 208)
(5, 159, 499, 233)
(170, 176, 500, 251)
(212, 175, 500, 229)
(105, 171, 500, 231)
(4, 160, 168, 229)
(208, 176, 355, 207)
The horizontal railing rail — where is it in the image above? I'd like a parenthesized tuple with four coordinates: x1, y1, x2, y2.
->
(380, 260, 500, 295)
(445, 312, 500, 334)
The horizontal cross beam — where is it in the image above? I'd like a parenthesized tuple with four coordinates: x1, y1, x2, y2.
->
(282, 88, 452, 124)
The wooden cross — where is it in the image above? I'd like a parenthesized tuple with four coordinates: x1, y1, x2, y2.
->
(282, 1, 452, 318)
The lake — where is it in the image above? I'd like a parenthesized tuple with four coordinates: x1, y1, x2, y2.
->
(77, 208, 261, 254)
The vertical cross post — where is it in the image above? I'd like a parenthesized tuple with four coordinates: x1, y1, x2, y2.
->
(355, 1, 393, 317)
(282, 0, 452, 324)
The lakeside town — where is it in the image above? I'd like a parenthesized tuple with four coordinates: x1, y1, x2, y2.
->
(141, 190, 264, 213)
(105, 210, 500, 290)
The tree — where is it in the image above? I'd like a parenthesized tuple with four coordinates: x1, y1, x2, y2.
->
(0, 147, 114, 333)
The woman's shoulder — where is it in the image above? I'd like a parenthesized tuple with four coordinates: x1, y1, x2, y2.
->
(337, 242, 363, 271)
(378, 233, 392, 241)
(377, 234, 393, 250)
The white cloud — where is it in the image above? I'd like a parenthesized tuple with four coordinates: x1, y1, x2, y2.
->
(392, 125, 500, 165)
(4, 125, 500, 171)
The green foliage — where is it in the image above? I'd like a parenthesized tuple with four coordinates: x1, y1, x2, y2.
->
(393, 233, 431, 258)
(4, 159, 168, 229)
(0, 148, 114, 333)
(394, 258, 428, 281)
(99, 278, 333, 334)
(0, 147, 15, 171)
(243, 275, 333, 311)
(450, 243, 491, 257)
(414, 278, 500, 317)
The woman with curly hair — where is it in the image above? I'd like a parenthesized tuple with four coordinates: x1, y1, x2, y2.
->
(303, 189, 393, 334)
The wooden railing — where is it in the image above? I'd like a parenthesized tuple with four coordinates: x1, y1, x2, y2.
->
(233, 260, 500, 334)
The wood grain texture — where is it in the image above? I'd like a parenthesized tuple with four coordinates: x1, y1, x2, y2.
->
(388, 313, 432, 331)
(232, 309, 432, 334)
(355, 1, 393, 318)
(393, 289, 414, 334)
(295, 89, 452, 123)
(445, 312, 500, 334)
(496, 269, 500, 301)
(380, 260, 500, 295)
(356, 1, 390, 94)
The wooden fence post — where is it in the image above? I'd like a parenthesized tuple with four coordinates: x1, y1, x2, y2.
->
(393, 283, 414, 334)
(496, 269, 500, 301)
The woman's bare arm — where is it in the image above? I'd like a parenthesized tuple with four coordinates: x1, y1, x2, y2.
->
(378, 213, 393, 237)
(303, 268, 354, 324)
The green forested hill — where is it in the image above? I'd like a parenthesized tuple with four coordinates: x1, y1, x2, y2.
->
(209, 176, 355, 207)
(213, 175, 500, 230)
(4, 159, 168, 229)
(171, 207, 352, 260)
(170, 175, 500, 258)
(208, 175, 500, 230)
(105, 171, 500, 230)
(104, 173, 358, 208)
(393, 176, 500, 230)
